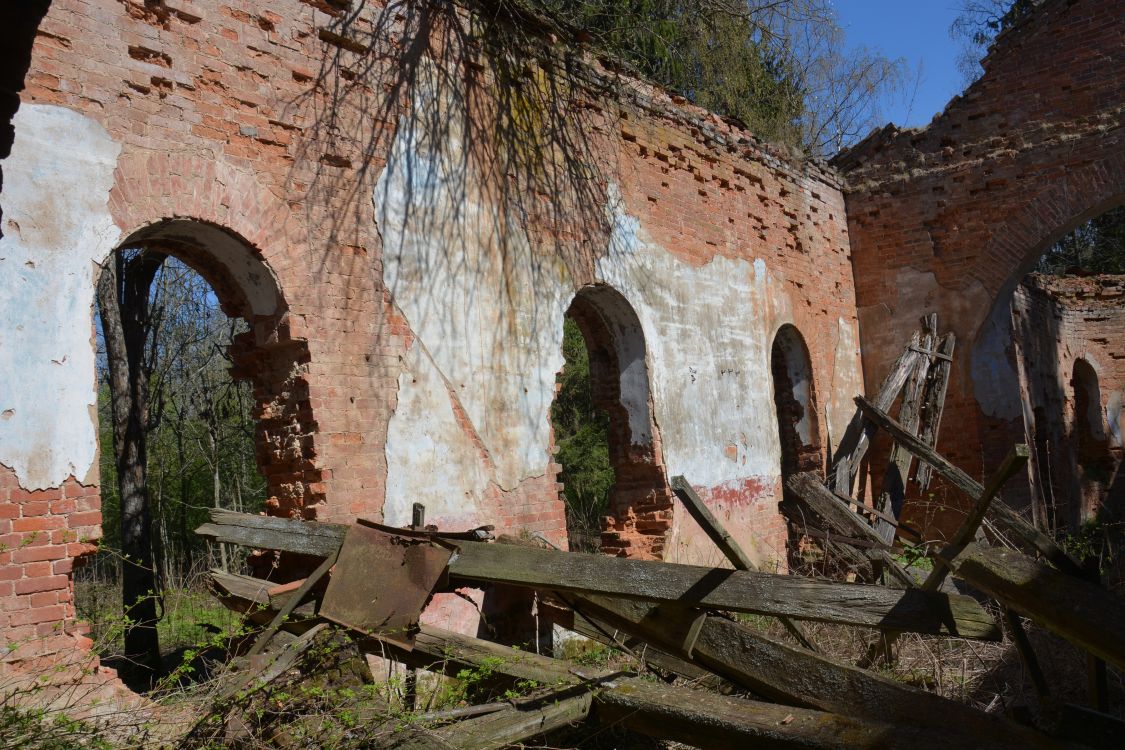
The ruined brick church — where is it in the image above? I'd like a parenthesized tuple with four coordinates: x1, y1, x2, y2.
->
(0, 0, 1121, 678)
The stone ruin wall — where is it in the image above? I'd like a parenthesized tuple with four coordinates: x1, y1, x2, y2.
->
(1012, 274, 1125, 528)
(0, 0, 862, 669)
(837, 0, 1124, 534)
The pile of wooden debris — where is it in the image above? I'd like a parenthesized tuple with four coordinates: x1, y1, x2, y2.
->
(191, 316, 1124, 749)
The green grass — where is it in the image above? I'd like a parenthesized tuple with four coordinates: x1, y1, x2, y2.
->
(74, 580, 239, 658)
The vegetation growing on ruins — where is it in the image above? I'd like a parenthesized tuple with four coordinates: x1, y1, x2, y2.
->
(550, 318, 614, 550)
(94, 256, 266, 682)
(516, 0, 906, 154)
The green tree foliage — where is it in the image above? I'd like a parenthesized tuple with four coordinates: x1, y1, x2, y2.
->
(1038, 206, 1125, 275)
(96, 258, 266, 581)
(535, 0, 805, 146)
(525, 0, 904, 154)
(551, 318, 614, 549)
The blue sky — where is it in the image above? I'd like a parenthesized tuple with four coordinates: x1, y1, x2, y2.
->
(833, 1, 967, 129)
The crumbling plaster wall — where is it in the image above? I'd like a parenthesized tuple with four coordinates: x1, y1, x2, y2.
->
(837, 0, 1124, 531)
(1012, 275, 1125, 527)
(0, 0, 862, 663)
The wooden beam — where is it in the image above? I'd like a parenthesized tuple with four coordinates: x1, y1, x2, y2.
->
(874, 315, 937, 543)
(199, 510, 1000, 638)
(389, 691, 594, 750)
(786, 473, 916, 588)
(671, 475, 818, 652)
(853, 396, 1084, 577)
(448, 539, 999, 638)
(569, 596, 1060, 748)
(916, 332, 956, 492)
(670, 475, 759, 570)
(829, 331, 923, 496)
(922, 444, 1029, 593)
(937, 543, 1125, 672)
(197, 509, 347, 557)
(594, 677, 951, 750)
(248, 548, 337, 656)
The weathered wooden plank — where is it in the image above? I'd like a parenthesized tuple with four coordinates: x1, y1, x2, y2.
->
(938, 543, 1125, 671)
(916, 332, 956, 491)
(859, 445, 1029, 667)
(449, 539, 999, 638)
(248, 548, 338, 656)
(569, 596, 1060, 748)
(386, 692, 594, 750)
(671, 475, 759, 570)
(671, 475, 818, 652)
(1004, 608, 1049, 700)
(196, 510, 347, 557)
(923, 444, 1029, 593)
(199, 510, 998, 638)
(595, 677, 955, 750)
(853, 396, 1084, 577)
(542, 597, 720, 685)
(786, 472, 916, 587)
(874, 316, 937, 543)
(830, 331, 923, 496)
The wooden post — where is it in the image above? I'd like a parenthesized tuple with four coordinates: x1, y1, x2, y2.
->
(671, 475, 818, 652)
(247, 549, 338, 657)
(915, 332, 956, 491)
(853, 396, 1083, 577)
(859, 445, 1028, 668)
(874, 315, 937, 543)
(829, 331, 924, 496)
(921, 444, 1030, 593)
(936, 543, 1125, 672)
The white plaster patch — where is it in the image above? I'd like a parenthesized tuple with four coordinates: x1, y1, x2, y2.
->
(375, 60, 571, 491)
(383, 342, 491, 527)
(1107, 391, 1123, 449)
(0, 105, 122, 489)
(829, 316, 864, 449)
(597, 189, 790, 485)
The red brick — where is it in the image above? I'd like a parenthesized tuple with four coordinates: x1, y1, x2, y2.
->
(10, 605, 66, 627)
(14, 575, 69, 595)
(12, 545, 66, 564)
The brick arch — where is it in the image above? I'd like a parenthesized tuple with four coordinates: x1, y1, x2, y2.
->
(107, 150, 306, 294)
(106, 154, 324, 521)
(969, 156, 1125, 329)
(563, 284, 673, 559)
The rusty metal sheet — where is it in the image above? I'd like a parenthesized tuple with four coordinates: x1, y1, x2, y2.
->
(320, 523, 453, 649)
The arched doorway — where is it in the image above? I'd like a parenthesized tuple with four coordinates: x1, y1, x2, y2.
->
(83, 219, 316, 683)
(770, 324, 821, 482)
(551, 285, 671, 559)
(1006, 202, 1125, 532)
(1072, 359, 1112, 524)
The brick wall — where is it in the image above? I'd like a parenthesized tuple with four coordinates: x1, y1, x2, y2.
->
(837, 0, 1124, 534)
(1012, 274, 1125, 528)
(0, 0, 862, 675)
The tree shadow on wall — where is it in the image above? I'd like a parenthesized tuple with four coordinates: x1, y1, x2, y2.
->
(288, 0, 625, 317)
(273, 0, 647, 517)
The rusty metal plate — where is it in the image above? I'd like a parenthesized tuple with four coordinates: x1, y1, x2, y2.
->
(320, 523, 453, 650)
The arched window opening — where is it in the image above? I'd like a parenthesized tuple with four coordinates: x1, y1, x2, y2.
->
(550, 285, 671, 560)
(1008, 202, 1124, 533)
(770, 324, 821, 483)
(1072, 359, 1112, 523)
(75, 220, 314, 688)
